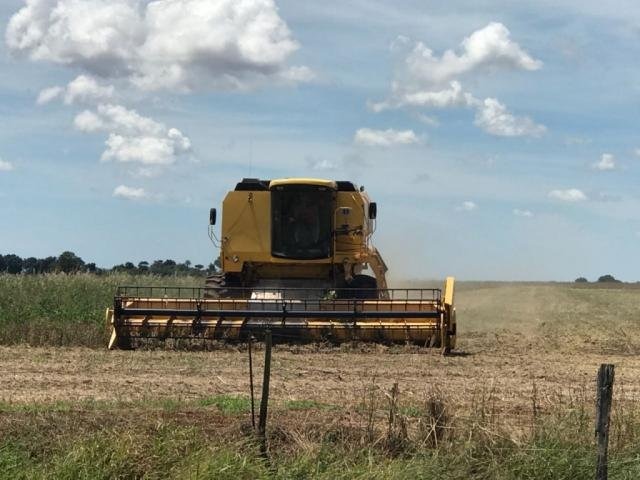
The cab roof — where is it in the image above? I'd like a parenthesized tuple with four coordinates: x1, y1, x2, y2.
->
(234, 178, 357, 191)
(269, 178, 337, 189)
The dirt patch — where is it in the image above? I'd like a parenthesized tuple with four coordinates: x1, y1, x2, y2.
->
(1, 340, 639, 421)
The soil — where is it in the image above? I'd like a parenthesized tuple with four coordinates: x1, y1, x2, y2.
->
(1, 339, 639, 418)
(3, 282, 640, 420)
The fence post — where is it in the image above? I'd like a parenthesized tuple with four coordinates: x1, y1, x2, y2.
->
(258, 330, 273, 457)
(248, 336, 256, 429)
(595, 363, 615, 480)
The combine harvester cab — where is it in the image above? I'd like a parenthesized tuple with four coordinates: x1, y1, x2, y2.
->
(106, 178, 456, 352)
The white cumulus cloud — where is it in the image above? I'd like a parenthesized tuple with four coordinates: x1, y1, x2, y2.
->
(102, 131, 189, 165)
(371, 22, 544, 137)
(456, 200, 477, 211)
(74, 110, 104, 132)
(64, 75, 115, 104)
(371, 80, 477, 112)
(36, 86, 64, 105)
(7, 0, 310, 92)
(548, 189, 588, 202)
(474, 98, 546, 137)
(37, 75, 115, 106)
(593, 153, 616, 171)
(513, 208, 533, 217)
(354, 128, 420, 147)
(0, 158, 15, 171)
(113, 185, 148, 200)
(400, 22, 540, 88)
(74, 104, 191, 165)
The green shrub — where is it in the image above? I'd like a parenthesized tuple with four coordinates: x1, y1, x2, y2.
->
(0, 274, 200, 347)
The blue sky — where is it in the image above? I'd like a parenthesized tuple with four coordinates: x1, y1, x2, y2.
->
(1, 0, 639, 281)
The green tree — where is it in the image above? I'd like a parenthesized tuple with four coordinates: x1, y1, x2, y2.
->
(597, 274, 621, 283)
(36, 256, 57, 273)
(207, 258, 222, 273)
(138, 261, 149, 273)
(22, 257, 38, 274)
(57, 251, 85, 273)
(162, 259, 177, 276)
(3, 254, 22, 274)
(150, 260, 164, 275)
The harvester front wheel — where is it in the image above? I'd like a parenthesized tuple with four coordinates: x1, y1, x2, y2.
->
(338, 274, 378, 299)
(204, 273, 242, 299)
(204, 273, 225, 299)
(440, 308, 456, 355)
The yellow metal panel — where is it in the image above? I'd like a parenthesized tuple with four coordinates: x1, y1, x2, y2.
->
(335, 191, 366, 259)
(443, 277, 455, 306)
(269, 178, 337, 189)
(221, 184, 340, 273)
(221, 191, 271, 272)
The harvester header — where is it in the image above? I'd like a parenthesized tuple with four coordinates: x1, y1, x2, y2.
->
(106, 178, 456, 351)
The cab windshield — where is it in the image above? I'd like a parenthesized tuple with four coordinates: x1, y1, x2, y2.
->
(271, 185, 333, 259)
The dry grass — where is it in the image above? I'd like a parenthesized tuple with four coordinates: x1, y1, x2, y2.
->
(1, 340, 640, 426)
(1, 374, 639, 478)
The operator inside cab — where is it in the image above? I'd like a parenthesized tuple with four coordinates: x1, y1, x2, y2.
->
(291, 195, 320, 247)
(271, 184, 332, 260)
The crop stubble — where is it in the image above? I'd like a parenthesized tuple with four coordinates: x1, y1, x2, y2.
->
(2, 282, 640, 418)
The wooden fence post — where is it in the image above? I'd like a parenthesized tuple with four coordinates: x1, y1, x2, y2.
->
(258, 330, 273, 457)
(595, 363, 615, 480)
(248, 336, 256, 429)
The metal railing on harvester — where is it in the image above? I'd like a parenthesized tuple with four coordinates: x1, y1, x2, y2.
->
(107, 283, 455, 350)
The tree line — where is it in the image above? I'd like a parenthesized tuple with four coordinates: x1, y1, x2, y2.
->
(0, 252, 219, 276)
(575, 275, 624, 283)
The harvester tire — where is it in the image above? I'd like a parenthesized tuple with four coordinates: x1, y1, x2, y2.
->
(344, 274, 378, 299)
(204, 273, 242, 299)
(204, 273, 225, 299)
(114, 335, 134, 350)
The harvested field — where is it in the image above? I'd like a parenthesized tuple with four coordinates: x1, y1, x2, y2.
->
(2, 279, 640, 478)
(2, 340, 640, 417)
(3, 281, 640, 416)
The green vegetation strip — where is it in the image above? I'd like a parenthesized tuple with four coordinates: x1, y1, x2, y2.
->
(1, 409, 640, 480)
(1, 390, 640, 480)
(0, 273, 200, 347)
(285, 399, 337, 411)
(0, 396, 346, 417)
(0, 395, 253, 415)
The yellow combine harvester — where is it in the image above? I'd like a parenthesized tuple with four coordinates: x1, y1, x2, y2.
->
(107, 178, 456, 351)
